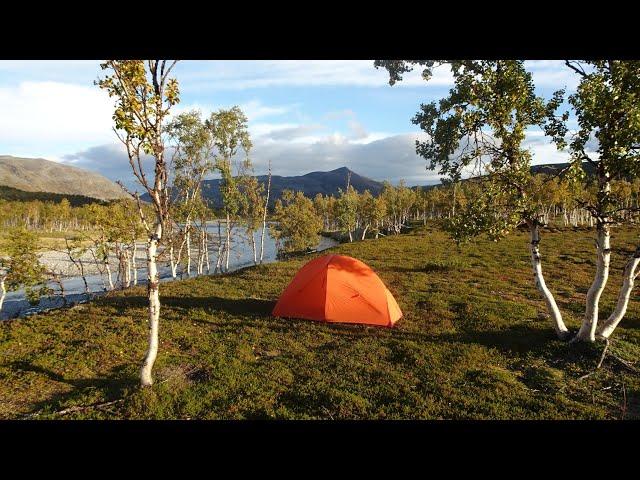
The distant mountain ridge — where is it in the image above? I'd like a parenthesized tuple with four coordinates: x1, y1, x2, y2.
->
(418, 161, 598, 191)
(0, 155, 127, 201)
(142, 166, 384, 207)
(530, 161, 597, 176)
(205, 166, 383, 206)
(2, 155, 593, 206)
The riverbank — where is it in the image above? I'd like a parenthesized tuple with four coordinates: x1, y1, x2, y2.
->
(1, 232, 338, 320)
(1, 224, 639, 419)
(37, 243, 146, 276)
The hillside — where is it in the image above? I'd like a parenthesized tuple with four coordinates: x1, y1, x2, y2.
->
(0, 156, 128, 201)
(1, 224, 638, 419)
(0, 185, 106, 206)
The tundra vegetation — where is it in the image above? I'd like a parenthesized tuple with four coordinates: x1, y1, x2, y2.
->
(1, 59, 639, 419)
(2, 224, 639, 419)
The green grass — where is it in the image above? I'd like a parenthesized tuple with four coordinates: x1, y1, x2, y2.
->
(1, 223, 639, 419)
(0, 229, 86, 256)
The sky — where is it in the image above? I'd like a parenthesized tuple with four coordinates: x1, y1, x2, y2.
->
(0, 60, 584, 191)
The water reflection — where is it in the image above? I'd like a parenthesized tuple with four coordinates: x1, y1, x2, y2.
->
(2, 224, 338, 320)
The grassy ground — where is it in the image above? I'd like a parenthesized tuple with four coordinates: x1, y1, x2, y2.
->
(0, 229, 89, 256)
(1, 223, 639, 419)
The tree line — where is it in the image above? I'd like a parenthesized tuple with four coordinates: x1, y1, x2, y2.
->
(5, 167, 640, 318)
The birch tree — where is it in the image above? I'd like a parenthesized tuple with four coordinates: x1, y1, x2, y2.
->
(166, 110, 215, 278)
(97, 60, 179, 386)
(259, 160, 272, 264)
(376, 60, 572, 339)
(63, 236, 90, 294)
(335, 186, 359, 242)
(0, 227, 47, 314)
(241, 174, 266, 265)
(270, 190, 323, 255)
(357, 190, 376, 240)
(561, 60, 640, 341)
(206, 107, 252, 272)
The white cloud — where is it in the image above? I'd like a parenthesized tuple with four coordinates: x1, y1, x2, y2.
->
(59, 126, 582, 191)
(2, 60, 587, 192)
(347, 119, 368, 140)
(0, 60, 101, 84)
(0, 60, 452, 94)
(249, 122, 301, 138)
(239, 132, 438, 183)
(0, 81, 115, 151)
(260, 124, 324, 141)
(239, 99, 295, 120)
(60, 132, 438, 188)
(525, 60, 581, 91)
(176, 60, 454, 91)
(172, 98, 294, 120)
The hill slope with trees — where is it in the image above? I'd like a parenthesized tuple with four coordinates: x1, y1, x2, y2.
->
(0, 156, 127, 201)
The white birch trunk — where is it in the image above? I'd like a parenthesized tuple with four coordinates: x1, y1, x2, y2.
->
(169, 244, 178, 279)
(125, 250, 131, 288)
(259, 161, 271, 265)
(251, 232, 257, 265)
(528, 221, 570, 339)
(225, 214, 231, 272)
(361, 224, 369, 241)
(597, 249, 640, 339)
(575, 224, 611, 342)
(140, 222, 162, 387)
(205, 233, 211, 273)
(105, 256, 114, 291)
(171, 234, 188, 279)
(132, 241, 138, 285)
(215, 221, 224, 274)
(76, 257, 89, 294)
(0, 276, 6, 313)
(186, 227, 192, 277)
(198, 229, 205, 275)
(215, 243, 224, 274)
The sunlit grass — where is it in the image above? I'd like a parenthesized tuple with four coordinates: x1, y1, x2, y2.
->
(1, 222, 639, 419)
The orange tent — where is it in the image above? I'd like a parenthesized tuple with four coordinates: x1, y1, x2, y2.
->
(272, 254, 402, 327)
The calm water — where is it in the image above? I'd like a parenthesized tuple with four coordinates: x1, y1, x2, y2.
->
(1, 223, 338, 320)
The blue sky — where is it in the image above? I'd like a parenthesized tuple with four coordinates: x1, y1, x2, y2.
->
(0, 60, 583, 190)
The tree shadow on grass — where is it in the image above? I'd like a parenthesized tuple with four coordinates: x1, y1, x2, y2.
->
(93, 294, 147, 314)
(426, 323, 607, 372)
(165, 296, 276, 317)
(9, 360, 136, 418)
(443, 324, 566, 355)
(96, 295, 277, 319)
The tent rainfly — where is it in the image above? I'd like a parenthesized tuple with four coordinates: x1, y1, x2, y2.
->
(272, 254, 402, 327)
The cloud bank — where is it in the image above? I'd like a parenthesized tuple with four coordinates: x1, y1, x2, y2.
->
(60, 128, 575, 192)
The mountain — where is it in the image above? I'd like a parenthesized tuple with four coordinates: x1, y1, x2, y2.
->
(203, 166, 383, 207)
(530, 161, 597, 176)
(141, 167, 384, 207)
(0, 155, 128, 201)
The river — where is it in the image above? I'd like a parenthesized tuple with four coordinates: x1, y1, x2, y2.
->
(1, 223, 338, 320)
